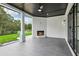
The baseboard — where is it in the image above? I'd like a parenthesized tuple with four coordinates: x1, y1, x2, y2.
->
(47, 36, 65, 39)
(65, 39, 76, 56)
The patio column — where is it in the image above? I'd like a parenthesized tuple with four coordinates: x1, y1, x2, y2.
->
(20, 12, 25, 42)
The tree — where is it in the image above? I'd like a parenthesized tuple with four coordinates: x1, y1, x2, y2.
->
(0, 6, 21, 35)
(25, 24, 28, 30)
(27, 24, 32, 31)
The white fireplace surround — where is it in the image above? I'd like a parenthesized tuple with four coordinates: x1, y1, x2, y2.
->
(32, 15, 66, 39)
(32, 17, 47, 38)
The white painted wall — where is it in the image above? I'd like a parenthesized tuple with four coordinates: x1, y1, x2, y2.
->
(32, 15, 67, 39)
(47, 15, 67, 38)
(32, 3, 74, 39)
(32, 17, 47, 38)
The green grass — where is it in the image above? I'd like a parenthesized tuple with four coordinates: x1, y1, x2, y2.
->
(0, 34, 18, 44)
(25, 31, 32, 36)
(0, 31, 32, 44)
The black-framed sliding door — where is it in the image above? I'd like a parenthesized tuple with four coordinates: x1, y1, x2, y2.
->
(68, 5, 74, 50)
(68, 4, 78, 55)
(76, 3, 79, 56)
(68, 3, 79, 56)
(73, 4, 77, 55)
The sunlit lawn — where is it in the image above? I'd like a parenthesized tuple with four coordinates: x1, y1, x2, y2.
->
(25, 31, 32, 36)
(0, 34, 18, 44)
(0, 31, 32, 44)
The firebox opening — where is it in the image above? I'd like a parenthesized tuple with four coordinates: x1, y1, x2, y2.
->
(37, 31, 44, 36)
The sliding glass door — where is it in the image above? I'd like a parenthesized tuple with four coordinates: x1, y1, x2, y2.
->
(68, 6, 74, 49)
(77, 3, 79, 55)
(24, 15, 32, 38)
(0, 5, 21, 44)
(68, 3, 79, 56)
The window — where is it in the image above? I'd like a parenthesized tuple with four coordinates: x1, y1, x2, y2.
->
(0, 5, 21, 44)
(24, 15, 32, 37)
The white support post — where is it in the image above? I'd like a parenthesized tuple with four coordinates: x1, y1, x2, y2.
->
(20, 12, 25, 42)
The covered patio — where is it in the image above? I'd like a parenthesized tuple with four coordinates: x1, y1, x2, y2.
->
(0, 3, 76, 56)
(0, 37, 72, 56)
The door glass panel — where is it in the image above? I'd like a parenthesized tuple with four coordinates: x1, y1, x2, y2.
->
(77, 4, 79, 55)
(77, 27, 79, 55)
(77, 27, 79, 40)
(24, 15, 32, 39)
(77, 13, 79, 26)
(78, 4, 79, 11)
(68, 6, 74, 49)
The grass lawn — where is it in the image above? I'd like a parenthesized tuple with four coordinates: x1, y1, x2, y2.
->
(0, 34, 18, 44)
(25, 31, 32, 36)
(0, 31, 32, 44)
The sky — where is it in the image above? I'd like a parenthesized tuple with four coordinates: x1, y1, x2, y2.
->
(4, 7, 32, 24)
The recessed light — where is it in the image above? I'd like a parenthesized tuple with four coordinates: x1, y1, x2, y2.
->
(38, 9, 42, 12)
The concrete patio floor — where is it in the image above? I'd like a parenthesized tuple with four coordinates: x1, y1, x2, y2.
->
(0, 37, 72, 56)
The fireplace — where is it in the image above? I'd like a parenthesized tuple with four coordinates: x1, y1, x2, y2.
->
(37, 31, 44, 36)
